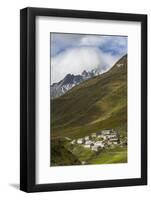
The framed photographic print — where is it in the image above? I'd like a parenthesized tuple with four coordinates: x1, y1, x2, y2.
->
(20, 7, 147, 192)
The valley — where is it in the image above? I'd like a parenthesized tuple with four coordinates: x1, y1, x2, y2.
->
(50, 54, 127, 166)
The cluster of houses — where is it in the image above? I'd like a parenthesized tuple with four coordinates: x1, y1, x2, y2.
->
(70, 129, 119, 152)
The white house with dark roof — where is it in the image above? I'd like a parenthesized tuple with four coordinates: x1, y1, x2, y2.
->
(85, 140, 92, 145)
(94, 141, 104, 148)
(77, 138, 84, 144)
(101, 130, 111, 135)
(84, 136, 90, 141)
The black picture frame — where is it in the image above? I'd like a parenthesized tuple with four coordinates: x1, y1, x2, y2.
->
(20, 7, 147, 193)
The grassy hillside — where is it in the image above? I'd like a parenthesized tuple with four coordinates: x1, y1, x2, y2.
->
(89, 147, 127, 164)
(65, 142, 127, 165)
(51, 55, 127, 139)
(51, 139, 81, 166)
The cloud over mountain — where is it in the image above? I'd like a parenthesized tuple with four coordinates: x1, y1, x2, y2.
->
(51, 33, 127, 83)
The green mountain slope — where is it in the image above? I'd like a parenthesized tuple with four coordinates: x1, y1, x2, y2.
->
(51, 55, 127, 140)
(51, 139, 81, 166)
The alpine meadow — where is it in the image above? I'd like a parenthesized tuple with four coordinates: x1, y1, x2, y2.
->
(50, 33, 128, 166)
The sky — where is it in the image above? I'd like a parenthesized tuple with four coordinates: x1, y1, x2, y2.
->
(50, 33, 127, 84)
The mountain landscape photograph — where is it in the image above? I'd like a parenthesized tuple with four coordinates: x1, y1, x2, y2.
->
(50, 33, 128, 166)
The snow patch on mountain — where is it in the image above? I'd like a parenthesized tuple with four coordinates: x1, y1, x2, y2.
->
(50, 68, 102, 99)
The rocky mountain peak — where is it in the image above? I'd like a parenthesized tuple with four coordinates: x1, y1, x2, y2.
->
(50, 67, 101, 99)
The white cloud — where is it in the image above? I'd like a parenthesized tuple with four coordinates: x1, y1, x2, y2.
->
(51, 33, 127, 57)
(51, 46, 120, 84)
(79, 35, 127, 55)
(80, 35, 107, 46)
